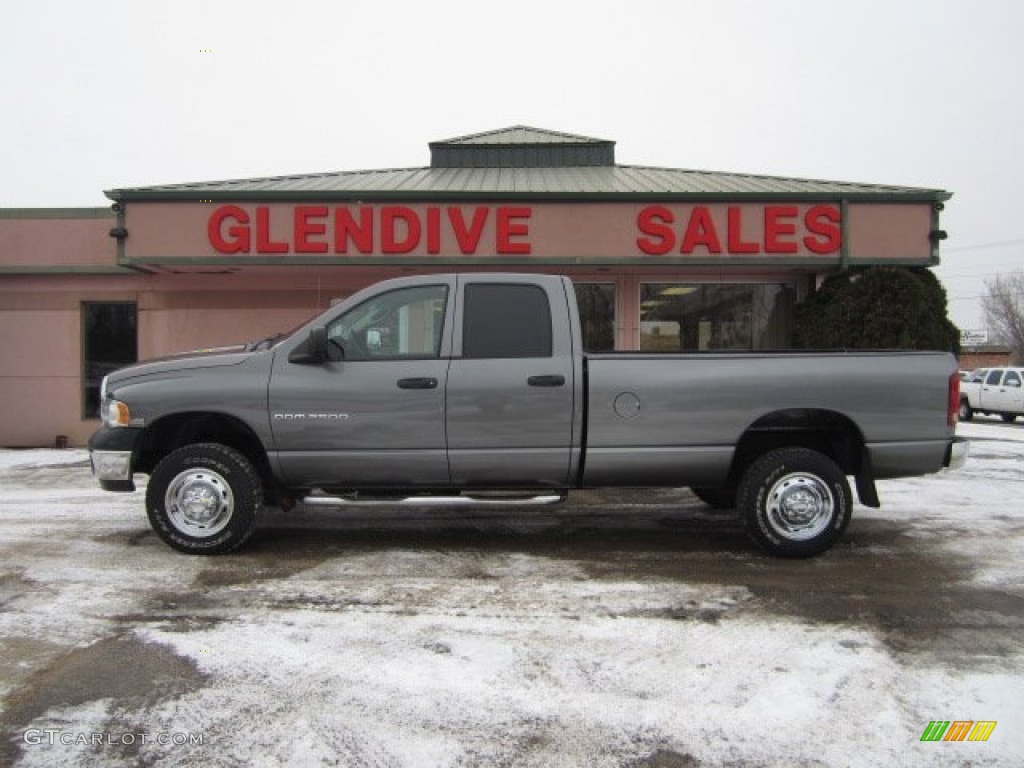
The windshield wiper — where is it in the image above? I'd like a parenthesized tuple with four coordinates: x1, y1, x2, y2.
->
(244, 333, 285, 352)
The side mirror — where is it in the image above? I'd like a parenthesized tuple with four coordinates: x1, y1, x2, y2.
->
(288, 326, 329, 364)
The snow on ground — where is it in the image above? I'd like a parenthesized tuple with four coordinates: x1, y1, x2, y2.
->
(0, 421, 1022, 767)
(0, 449, 90, 471)
(877, 420, 1024, 587)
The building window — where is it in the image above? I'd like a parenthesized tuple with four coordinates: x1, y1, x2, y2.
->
(83, 302, 138, 418)
(640, 283, 794, 351)
(574, 283, 616, 352)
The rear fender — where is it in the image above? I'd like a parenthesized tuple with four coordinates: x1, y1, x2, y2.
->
(731, 409, 877, 506)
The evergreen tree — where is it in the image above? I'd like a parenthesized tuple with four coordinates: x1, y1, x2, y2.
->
(793, 267, 960, 353)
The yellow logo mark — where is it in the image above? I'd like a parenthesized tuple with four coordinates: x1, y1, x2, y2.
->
(921, 720, 997, 742)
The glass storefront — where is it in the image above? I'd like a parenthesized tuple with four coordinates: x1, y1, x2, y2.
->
(574, 280, 794, 353)
(574, 283, 616, 352)
(639, 283, 794, 352)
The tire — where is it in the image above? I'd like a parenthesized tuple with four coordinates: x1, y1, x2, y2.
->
(146, 443, 262, 554)
(958, 399, 974, 422)
(691, 486, 736, 510)
(737, 447, 851, 558)
(1000, 414, 1017, 423)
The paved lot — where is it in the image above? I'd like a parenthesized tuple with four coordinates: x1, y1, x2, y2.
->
(0, 420, 1022, 766)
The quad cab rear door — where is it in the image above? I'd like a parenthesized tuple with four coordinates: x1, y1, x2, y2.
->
(445, 275, 581, 489)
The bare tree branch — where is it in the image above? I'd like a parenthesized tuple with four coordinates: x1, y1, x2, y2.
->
(982, 272, 1024, 363)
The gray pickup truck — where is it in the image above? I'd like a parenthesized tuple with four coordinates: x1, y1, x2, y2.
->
(90, 273, 967, 557)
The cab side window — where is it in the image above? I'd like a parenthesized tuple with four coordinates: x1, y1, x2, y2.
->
(985, 370, 1004, 386)
(462, 284, 553, 359)
(327, 285, 448, 361)
(1005, 371, 1022, 388)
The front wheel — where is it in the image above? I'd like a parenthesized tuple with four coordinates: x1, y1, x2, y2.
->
(737, 447, 851, 558)
(690, 486, 736, 510)
(146, 443, 262, 554)
(958, 399, 974, 422)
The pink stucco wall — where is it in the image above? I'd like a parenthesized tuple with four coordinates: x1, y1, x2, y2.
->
(846, 204, 934, 261)
(0, 308, 83, 446)
(0, 211, 114, 268)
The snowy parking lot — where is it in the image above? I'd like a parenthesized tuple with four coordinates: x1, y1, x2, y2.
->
(0, 420, 1022, 767)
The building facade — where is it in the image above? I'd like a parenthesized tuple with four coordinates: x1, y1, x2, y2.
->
(0, 126, 950, 446)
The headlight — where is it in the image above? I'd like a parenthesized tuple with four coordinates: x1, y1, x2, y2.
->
(101, 398, 133, 428)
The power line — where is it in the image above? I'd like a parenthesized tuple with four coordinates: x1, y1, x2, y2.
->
(943, 238, 1024, 252)
(948, 293, 1024, 301)
(936, 270, 1018, 278)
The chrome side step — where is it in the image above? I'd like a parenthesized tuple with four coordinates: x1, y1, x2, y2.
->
(302, 491, 567, 509)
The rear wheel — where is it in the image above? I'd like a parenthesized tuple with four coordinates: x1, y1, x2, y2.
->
(737, 447, 851, 558)
(146, 443, 262, 554)
(1000, 413, 1017, 423)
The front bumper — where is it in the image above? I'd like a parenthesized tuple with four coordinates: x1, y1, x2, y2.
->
(88, 426, 143, 492)
(91, 451, 135, 491)
(944, 437, 969, 471)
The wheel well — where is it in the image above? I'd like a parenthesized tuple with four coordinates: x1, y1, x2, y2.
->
(727, 409, 866, 488)
(135, 413, 273, 491)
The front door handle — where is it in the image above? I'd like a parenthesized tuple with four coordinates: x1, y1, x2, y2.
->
(397, 377, 438, 390)
(527, 375, 566, 387)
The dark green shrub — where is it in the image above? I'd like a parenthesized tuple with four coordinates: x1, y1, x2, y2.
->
(793, 267, 960, 353)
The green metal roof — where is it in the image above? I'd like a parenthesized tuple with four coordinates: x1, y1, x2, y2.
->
(430, 126, 615, 168)
(106, 126, 950, 203)
(431, 125, 612, 146)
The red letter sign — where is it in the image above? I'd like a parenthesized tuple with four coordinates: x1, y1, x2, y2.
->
(637, 206, 675, 255)
(497, 207, 532, 254)
(726, 207, 759, 254)
(294, 206, 328, 253)
(381, 207, 421, 254)
(208, 205, 251, 254)
(764, 206, 799, 253)
(449, 207, 489, 254)
(680, 206, 722, 254)
(334, 208, 373, 254)
(803, 205, 841, 254)
(255, 206, 288, 253)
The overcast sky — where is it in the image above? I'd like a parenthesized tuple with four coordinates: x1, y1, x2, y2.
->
(3, 0, 1022, 330)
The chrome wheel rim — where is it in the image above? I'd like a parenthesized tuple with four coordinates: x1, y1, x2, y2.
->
(165, 468, 234, 537)
(765, 472, 834, 541)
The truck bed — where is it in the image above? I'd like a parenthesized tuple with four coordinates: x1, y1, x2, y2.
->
(582, 350, 957, 487)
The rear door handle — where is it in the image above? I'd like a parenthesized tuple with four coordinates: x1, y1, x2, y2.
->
(397, 377, 438, 390)
(527, 375, 566, 387)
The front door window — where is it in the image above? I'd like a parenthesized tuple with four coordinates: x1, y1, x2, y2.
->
(327, 285, 447, 360)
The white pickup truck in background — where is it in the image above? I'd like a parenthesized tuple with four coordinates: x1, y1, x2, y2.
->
(959, 366, 1024, 422)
